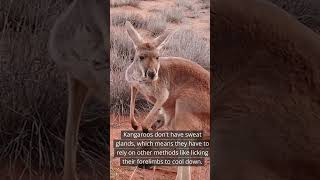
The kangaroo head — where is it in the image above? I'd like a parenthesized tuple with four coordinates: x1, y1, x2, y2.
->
(125, 21, 174, 81)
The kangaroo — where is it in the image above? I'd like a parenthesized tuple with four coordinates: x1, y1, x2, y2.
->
(48, 0, 107, 180)
(125, 21, 210, 180)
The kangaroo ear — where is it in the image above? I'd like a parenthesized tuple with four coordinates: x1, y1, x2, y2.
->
(125, 21, 143, 47)
(153, 29, 175, 50)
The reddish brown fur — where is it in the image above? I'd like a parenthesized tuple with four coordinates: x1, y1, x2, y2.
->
(138, 42, 155, 49)
(160, 58, 210, 131)
(138, 57, 210, 133)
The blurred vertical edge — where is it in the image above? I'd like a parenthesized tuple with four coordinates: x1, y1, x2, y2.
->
(210, 0, 215, 180)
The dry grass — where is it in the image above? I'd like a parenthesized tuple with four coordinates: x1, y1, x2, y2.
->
(161, 7, 184, 23)
(111, 12, 167, 36)
(110, 27, 134, 114)
(176, 0, 193, 10)
(187, 7, 200, 18)
(176, 0, 202, 18)
(111, 12, 146, 28)
(0, 0, 107, 177)
(145, 15, 168, 36)
(199, 0, 210, 9)
(162, 28, 210, 69)
(110, 26, 153, 114)
(110, 0, 140, 8)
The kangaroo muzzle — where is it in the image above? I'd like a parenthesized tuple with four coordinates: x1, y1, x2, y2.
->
(146, 69, 156, 80)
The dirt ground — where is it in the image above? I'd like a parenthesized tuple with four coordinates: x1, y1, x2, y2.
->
(110, 115, 210, 180)
(111, 0, 210, 40)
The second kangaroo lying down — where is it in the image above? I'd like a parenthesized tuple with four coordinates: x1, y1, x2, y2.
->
(125, 21, 210, 180)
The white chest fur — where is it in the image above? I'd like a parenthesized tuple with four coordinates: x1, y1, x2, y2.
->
(126, 61, 157, 98)
(136, 82, 155, 98)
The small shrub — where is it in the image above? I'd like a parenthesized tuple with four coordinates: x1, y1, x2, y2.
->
(176, 0, 193, 10)
(109, 27, 135, 114)
(186, 7, 200, 18)
(110, 26, 152, 114)
(161, 28, 210, 69)
(110, 0, 139, 8)
(110, 26, 135, 58)
(111, 12, 146, 28)
(145, 15, 167, 36)
(199, 0, 210, 9)
(161, 7, 184, 23)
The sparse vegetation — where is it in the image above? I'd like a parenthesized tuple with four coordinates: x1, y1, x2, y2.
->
(110, 26, 153, 114)
(176, 0, 202, 18)
(110, 27, 134, 114)
(111, 12, 167, 36)
(161, 7, 184, 23)
(176, 0, 193, 10)
(187, 7, 200, 18)
(110, 0, 140, 8)
(145, 15, 168, 36)
(162, 28, 210, 69)
(111, 12, 146, 28)
(199, 0, 210, 9)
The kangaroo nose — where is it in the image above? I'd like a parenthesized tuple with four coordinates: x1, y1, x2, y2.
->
(147, 71, 155, 79)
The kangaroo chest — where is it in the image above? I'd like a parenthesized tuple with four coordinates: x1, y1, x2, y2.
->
(136, 83, 157, 103)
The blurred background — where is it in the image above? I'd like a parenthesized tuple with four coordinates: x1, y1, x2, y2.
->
(0, 0, 108, 179)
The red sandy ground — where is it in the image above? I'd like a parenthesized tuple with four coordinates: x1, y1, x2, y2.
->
(110, 114, 210, 180)
(110, 0, 210, 41)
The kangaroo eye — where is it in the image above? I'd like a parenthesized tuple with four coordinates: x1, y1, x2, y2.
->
(156, 56, 159, 60)
(139, 56, 145, 60)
